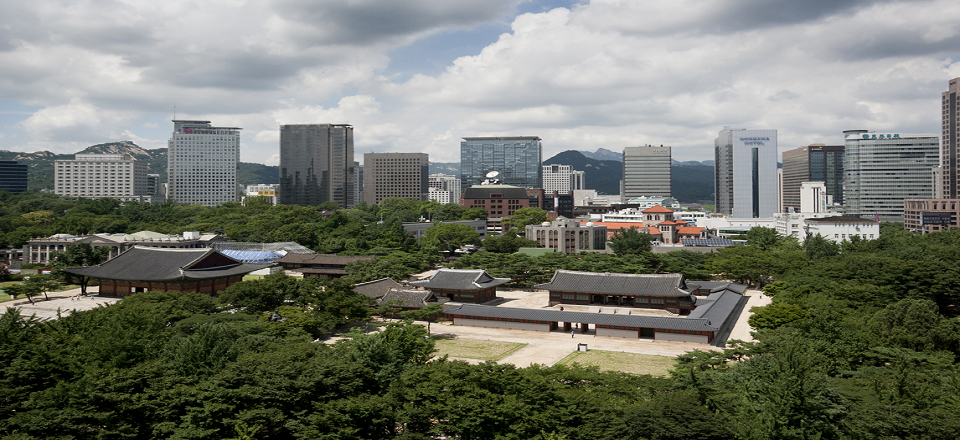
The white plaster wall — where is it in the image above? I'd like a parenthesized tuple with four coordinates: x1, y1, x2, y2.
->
(655, 332, 709, 344)
(454, 318, 551, 332)
(596, 328, 639, 338)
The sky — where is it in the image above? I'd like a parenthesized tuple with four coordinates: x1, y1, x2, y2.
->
(1, 0, 959, 165)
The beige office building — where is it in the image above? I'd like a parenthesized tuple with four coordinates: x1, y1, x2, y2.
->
(363, 153, 429, 205)
(622, 145, 671, 198)
(55, 153, 157, 202)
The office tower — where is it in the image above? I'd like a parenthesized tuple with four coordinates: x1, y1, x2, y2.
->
(542, 164, 586, 193)
(55, 153, 155, 202)
(168, 120, 240, 206)
(279, 124, 356, 208)
(0, 161, 28, 194)
(781, 144, 844, 212)
(621, 145, 671, 198)
(943, 78, 960, 197)
(715, 127, 778, 218)
(428, 173, 461, 204)
(362, 152, 429, 205)
(460, 136, 542, 188)
(844, 130, 939, 221)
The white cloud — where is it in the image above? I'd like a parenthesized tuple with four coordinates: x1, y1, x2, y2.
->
(2, 0, 959, 166)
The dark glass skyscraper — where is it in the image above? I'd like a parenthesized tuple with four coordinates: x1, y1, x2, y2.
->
(279, 124, 356, 208)
(781, 144, 844, 212)
(460, 136, 542, 188)
(0, 161, 28, 194)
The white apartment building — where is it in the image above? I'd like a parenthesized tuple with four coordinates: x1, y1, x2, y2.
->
(428, 173, 462, 204)
(242, 184, 279, 205)
(715, 127, 778, 218)
(54, 153, 155, 202)
(542, 164, 585, 193)
(168, 120, 241, 207)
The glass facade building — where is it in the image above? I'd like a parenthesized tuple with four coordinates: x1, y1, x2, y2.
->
(0, 160, 28, 194)
(168, 120, 241, 207)
(781, 144, 844, 212)
(715, 127, 778, 218)
(460, 137, 542, 188)
(622, 145, 671, 198)
(843, 131, 939, 222)
(279, 124, 357, 208)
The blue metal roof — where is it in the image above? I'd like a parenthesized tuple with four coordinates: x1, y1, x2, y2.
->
(219, 249, 284, 263)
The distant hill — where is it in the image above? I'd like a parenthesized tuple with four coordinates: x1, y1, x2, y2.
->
(429, 162, 460, 175)
(544, 150, 714, 202)
(579, 148, 622, 161)
(672, 165, 715, 203)
(544, 150, 622, 195)
(673, 160, 715, 167)
(1, 141, 278, 191)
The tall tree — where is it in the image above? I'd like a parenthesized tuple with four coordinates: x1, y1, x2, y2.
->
(49, 243, 110, 295)
(609, 226, 653, 256)
(745, 226, 781, 250)
(501, 207, 548, 233)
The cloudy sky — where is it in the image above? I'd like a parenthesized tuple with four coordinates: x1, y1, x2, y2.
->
(1, 0, 959, 165)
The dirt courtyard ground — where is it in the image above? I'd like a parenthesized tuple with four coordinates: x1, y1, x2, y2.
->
(0, 286, 120, 321)
(417, 287, 770, 368)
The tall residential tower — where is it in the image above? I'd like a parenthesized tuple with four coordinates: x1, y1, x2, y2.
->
(279, 124, 357, 208)
(715, 127, 778, 218)
(168, 120, 241, 206)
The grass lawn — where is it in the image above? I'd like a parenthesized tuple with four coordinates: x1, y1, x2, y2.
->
(555, 350, 677, 376)
(434, 338, 527, 361)
(0, 293, 12, 303)
(242, 275, 265, 281)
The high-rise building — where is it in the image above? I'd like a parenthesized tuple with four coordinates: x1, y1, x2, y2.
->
(0, 161, 28, 194)
(460, 136, 542, 188)
(428, 173, 461, 204)
(943, 78, 960, 198)
(781, 144, 844, 212)
(621, 146, 671, 198)
(715, 127, 778, 218)
(279, 124, 357, 208)
(542, 164, 586, 193)
(168, 120, 241, 206)
(362, 152, 429, 205)
(844, 130, 939, 222)
(55, 153, 156, 202)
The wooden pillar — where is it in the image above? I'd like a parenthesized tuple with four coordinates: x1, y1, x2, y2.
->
(563, 322, 571, 332)
(580, 323, 588, 333)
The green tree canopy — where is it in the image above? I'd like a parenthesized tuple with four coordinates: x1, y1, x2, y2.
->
(609, 226, 653, 256)
(49, 243, 110, 295)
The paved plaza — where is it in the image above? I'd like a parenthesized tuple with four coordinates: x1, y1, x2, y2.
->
(417, 287, 770, 368)
(0, 287, 120, 321)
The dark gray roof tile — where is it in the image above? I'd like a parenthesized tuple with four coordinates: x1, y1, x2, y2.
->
(535, 270, 692, 297)
(408, 269, 510, 291)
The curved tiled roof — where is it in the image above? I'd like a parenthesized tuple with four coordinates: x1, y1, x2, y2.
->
(642, 205, 674, 213)
(408, 268, 511, 291)
(534, 270, 693, 297)
(64, 246, 270, 282)
(353, 277, 404, 298)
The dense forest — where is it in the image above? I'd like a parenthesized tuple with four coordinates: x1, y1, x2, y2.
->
(2, 191, 960, 439)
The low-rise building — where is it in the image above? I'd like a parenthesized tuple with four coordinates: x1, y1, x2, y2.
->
(408, 268, 510, 303)
(403, 220, 487, 241)
(64, 247, 268, 296)
(903, 199, 960, 233)
(23, 231, 227, 265)
(535, 270, 698, 313)
(803, 216, 880, 241)
(273, 253, 373, 279)
(525, 217, 608, 253)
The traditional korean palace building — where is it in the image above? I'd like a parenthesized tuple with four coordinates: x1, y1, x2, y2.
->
(274, 253, 373, 279)
(408, 268, 510, 303)
(64, 247, 270, 297)
(443, 288, 744, 345)
(536, 270, 701, 313)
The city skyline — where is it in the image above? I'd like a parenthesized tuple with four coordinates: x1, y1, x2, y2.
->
(0, 1, 958, 166)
